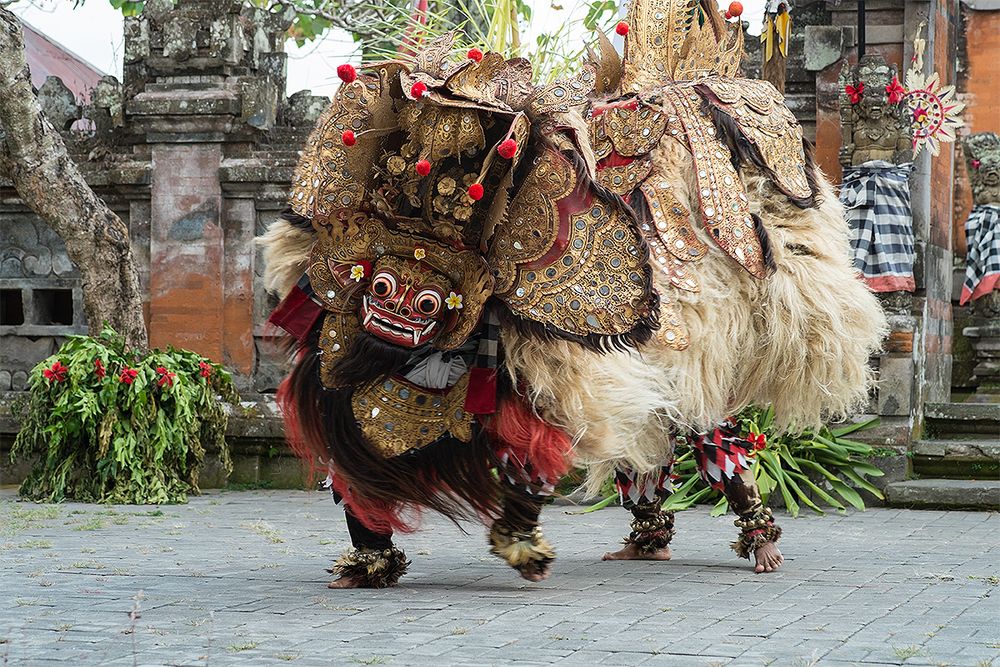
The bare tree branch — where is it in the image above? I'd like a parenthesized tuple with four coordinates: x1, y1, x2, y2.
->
(0, 6, 147, 349)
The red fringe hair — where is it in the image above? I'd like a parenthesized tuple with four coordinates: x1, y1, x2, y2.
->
(487, 396, 574, 483)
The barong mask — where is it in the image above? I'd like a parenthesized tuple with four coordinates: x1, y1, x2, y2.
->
(361, 257, 454, 349)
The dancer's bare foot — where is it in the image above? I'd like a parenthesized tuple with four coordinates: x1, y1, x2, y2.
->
(753, 541, 783, 573)
(602, 543, 672, 561)
(327, 575, 366, 588)
(519, 561, 552, 582)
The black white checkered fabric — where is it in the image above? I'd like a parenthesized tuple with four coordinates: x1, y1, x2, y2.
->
(496, 447, 556, 497)
(840, 161, 915, 292)
(614, 466, 672, 510)
(475, 307, 501, 370)
(961, 204, 1000, 305)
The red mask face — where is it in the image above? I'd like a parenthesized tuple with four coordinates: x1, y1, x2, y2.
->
(360, 256, 452, 348)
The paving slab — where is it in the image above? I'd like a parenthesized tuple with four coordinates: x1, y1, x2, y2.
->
(1, 489, 998, 666)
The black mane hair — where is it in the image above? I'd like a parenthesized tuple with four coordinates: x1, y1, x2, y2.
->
(330, 331, 414, 388)
(283, 322, 509, 534)
(698, 91, 818, 210)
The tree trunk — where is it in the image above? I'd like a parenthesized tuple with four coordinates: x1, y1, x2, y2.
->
(0, 7, 147, 350)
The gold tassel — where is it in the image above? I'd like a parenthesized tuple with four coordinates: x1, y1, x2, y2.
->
(489, 523, 555, 572)
(776, 11, 791, 58)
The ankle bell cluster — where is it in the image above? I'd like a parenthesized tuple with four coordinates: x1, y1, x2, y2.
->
(488, 522, 555, 577)
(731, 507, 782, 560)
(330, 546, 410, 588)
(625, 502, 675, 553)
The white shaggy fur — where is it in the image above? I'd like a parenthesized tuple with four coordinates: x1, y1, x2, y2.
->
(257, 218, 315, 298)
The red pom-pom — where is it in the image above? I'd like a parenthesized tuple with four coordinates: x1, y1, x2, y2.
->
(615, 21, 629, 36)
(728, 1, 743, 17)
(467, 48, 484, 63)
(467, 183, 484, 201)
(724, 10, 732, 19)
(410, 81, 428, 99)
(497, 138, 518, 160)
(415, 159, 432, 176)
(341, 130, 356, 146)
(337, 64, 357, 83)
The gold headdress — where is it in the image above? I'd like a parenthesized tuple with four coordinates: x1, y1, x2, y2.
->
(288, 34, 657, 385)
(620, 0, 743, 91)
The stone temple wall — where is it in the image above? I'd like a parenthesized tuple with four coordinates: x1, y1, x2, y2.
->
(0, 0, 329, 394)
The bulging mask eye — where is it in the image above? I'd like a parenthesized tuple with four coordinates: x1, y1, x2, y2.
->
(371, 272, 397, 298)
(414, 289, 443, 317)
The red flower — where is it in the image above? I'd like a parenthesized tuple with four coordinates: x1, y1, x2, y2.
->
(156, 366, 176, 388)
(94, 359, 106, 380)
(972, 159, 982, 170)
(336, 63, 357, 84)
(885, 76, 906, 105)
(724, 10, 732, 18)
(415, 159, 432, 176)
(747, 432, 767, 451)
(467, 183, 484, 201)
(845, 82, 864, 105)
(119, 367, 139, 385)
(341, 130, 356, 146)
(467, 48, 484, 63)
(728, 1, 743, 17)
(199, 361, 213, 378)
(615, 21, 629, 36)
(497, 138, 518, 160)
(913, 106, 929, 124)
(410, 81, 428, 99)
(43, 361, 68, 383)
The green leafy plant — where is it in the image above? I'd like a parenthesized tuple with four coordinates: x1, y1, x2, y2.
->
(11, 328, 237, 504)
(585, 406, 886, 517)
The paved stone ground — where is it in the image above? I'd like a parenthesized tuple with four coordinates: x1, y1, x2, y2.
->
(1, 489, 997, 667)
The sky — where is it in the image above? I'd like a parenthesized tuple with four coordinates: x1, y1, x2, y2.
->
(11, 0, 767, 99)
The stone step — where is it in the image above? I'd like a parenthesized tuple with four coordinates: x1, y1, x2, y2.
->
(924, 402, 1000, 436)
(912, 439, 1000, 478)
(885, 479, 1000, 510)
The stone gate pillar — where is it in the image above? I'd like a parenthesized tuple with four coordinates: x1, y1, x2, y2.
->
(122, 0, 295, 388)
(805, 0, 960, 445)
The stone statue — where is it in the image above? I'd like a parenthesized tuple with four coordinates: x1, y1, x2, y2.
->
(966, 132, 1000, 208)
(838, 54, 917, 293)
(961, 132, 1000, 392)
(838, 54, 912, 168)
(960, 132, 1000, 308)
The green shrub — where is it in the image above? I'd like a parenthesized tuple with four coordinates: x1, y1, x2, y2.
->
(11, 328, 237, 504)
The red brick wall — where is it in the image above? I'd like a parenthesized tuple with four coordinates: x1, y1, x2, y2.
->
(930, 7, 956, 251)
(148, 144, 225, 361)
(953, 10, 1000, 256)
